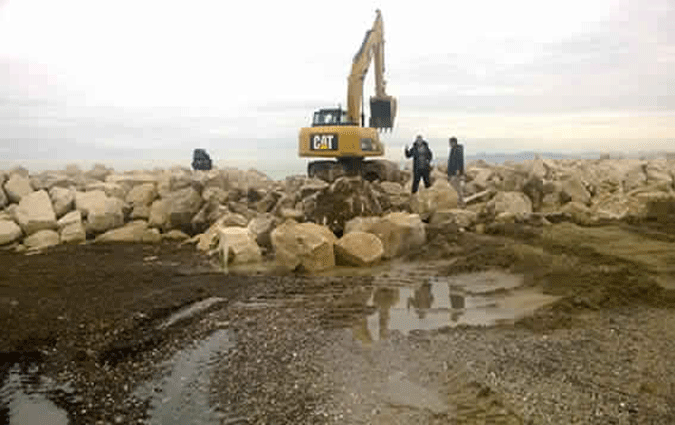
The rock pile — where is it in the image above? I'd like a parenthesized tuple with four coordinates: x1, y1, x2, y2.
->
(1, 156, 673, 269)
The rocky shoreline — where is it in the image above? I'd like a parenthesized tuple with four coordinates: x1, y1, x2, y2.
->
(1, 156, 674, 269)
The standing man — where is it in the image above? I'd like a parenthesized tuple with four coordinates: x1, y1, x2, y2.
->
(447, 136, 465, 207)
(404, 135, 433, 194)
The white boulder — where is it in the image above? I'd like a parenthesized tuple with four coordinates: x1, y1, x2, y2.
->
(86, 197, 124, 234)
(23, 229, 60, 250)
(271, 221, 336, 272)
(4, 174, 34, 203)
(0, 220, 22, 245)
(334, 232, 384, 267)
(49, 186, 76, 218)
(15, 190, 57, 235)
(486, 191, 533, 217)
(367, 212, 426, 259)
(218, 226, 262, 265)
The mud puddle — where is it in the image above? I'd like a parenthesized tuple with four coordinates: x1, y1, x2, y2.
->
(132, 329, 235, 425)
(359, 271, 558, 341)
(0, 354, 74, 425)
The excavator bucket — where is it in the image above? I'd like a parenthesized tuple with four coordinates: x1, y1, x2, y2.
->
(369, 96, 397, 130)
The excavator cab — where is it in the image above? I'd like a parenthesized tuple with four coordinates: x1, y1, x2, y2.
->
(312, 108, 354, 127)
(369, 96, 397, 130)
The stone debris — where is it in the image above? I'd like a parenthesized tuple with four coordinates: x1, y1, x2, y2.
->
(0, 157, 672, 259)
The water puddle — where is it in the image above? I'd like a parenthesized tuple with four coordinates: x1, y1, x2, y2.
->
(353, 271, 558, 342)
(133, 329, 235, 425)
(0, 354, 74, 425)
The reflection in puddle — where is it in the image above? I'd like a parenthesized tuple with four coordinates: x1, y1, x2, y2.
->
(354, 271, 558, 342)
(0, 356, 72, 425)
(133, 329, 234, 425)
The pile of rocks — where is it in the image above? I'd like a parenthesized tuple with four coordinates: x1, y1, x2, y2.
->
(1, 155, 673, 269)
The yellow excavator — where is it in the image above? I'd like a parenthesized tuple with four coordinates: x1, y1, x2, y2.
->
(298, 9, 397, 182)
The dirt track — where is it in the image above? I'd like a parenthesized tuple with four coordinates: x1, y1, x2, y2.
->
(2, 221, 675, 424)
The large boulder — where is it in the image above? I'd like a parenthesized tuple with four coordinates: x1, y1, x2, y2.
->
(126, 183, 157, 207)
(85, 182, 127, 200)
(410, 179, 458, 221)
(0, 220, 22, 245)
(194, 213, 250, 252)
(75, 190, 108, 218)
(271, 221, 336, 272)
(560, 176, 591, 206)
(49, 186, 76, 218)
(57, 210, 82, 230)
(247, 214, 277, 249)
(344, 216, 381, 234)
(164, 187, 203, 231)
(367, 212, 426, 259)
(3, 174, 34, 203)
(334, 231, 384, 267)
(86, 197, 125, 234)
(559, 201, 595, 226)
(60, 222, 86, 244)
(378, 181, 410, 211)
(430, 209, 477, 229)
(23, 229, 60, 250)
(15, 190, 57, 235)
(486, 191, 533, 218)
(591, 193, 640, 221)
(84, 163, 113, 181)
(95, 220, 161, 244)
(218, 227, 262, 265)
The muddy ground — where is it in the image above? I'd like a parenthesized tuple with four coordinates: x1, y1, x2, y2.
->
(2, 219, 675, 424)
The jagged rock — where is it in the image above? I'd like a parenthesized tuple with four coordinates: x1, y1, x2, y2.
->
(247, 215, 277, 248)
(164, 187, 203, 231)
(191, 198, 228, 231)
(162, 229, 190, 241)
(105, 172, 158, 187)
(130, 204, 152, 220)
(279, 208, 304, 221)
(367, 212, 426, 259)
(285, 175, 309, 195)
(378, 181, 409, 211)
(559, 201, 595, 225)
(334, 232, 384, 267)
(591, 193, 640, 221)
(560, 176, 591, 206)
(0, 220, 22, 245)
(95, 220, 160, 243)
(75, 190, 108, 218)
(470, 168, 495, 191)
(202, 186, 229, 204)
(344, 216, 381, 234)
(4, 174, 34, 203)
(57, 210, 82, 230)
(300, 180, 329, 199)
(64, 164, 82, 177)
(84, 163, 113, 181)
(622, 165, 647, 192)
(126, 183, 157, 207)
(23, 229, 60, 250)
(194, 213, 249, 251)
(486, 191, 533, 218)
(86, 197, 124, 234)
(148, 199, 169, 229)
(271, 221, 336, 272)
(49, 186, 75, 218)
(227, 202, 258, 222)
(85, 182, 127, 200)
(430, 209, 477, 229)
(15, 190, 57, 235)
(255, 191, 283, 213)
(410, 179, 458, 221)
(218, 227, 262, 265)
(60, 222, 86, 244)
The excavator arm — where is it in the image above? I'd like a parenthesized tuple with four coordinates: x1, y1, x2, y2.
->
(346, 9, 397, 130)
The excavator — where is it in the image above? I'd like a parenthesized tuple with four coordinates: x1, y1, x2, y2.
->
(298, 9, 398, 182)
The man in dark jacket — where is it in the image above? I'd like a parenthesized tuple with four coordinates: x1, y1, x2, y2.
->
(447, 136, 465, 207)
(404, 134, 433, 194)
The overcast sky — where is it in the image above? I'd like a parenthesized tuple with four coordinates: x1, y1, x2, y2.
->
(1, 0, 673, 173)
